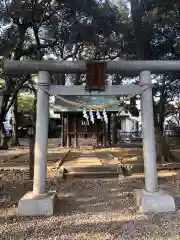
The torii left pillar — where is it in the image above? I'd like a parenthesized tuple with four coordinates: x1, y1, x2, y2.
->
(17, 71, 56, 216)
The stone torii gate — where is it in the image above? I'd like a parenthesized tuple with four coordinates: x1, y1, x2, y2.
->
(3, 60, 177, 216)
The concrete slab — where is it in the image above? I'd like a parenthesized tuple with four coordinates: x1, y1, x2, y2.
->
(17, 191, 56, 216)
(134, 189, 175, 213)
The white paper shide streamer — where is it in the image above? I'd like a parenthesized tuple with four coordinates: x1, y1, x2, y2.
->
(82, 108, 108, 124)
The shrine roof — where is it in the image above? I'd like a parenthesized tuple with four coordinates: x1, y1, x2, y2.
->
(53, 96, 120, 112)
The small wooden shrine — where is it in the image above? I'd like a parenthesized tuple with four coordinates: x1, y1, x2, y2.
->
(53, 96, 119, 148)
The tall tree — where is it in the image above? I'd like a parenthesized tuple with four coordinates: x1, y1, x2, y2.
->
(129, 0, 180, 162)
(0, 0, 126, 148)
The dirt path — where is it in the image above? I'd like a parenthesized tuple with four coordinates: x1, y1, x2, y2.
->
(0, 145, 180, 239)
(1, 147, 180, 239)
(0, 148, 69, 169)
(0, 169, 180, 239)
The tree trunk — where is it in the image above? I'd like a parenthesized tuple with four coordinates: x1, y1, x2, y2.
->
(155, 128, 176, 163)
(158, 90, 167, 132)
(153, 99, 176, 163)
(11, 97, 20, 146)
(0, 93, 11, 149)
(0, 123, 8, 150)
(74, 73, 81, 85)
(29, 136, 35, 179)
(0, 25, 27, 145)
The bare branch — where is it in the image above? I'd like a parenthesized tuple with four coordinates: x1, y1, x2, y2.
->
(22, 40, 57, 57)
(63, 44, 80, 60)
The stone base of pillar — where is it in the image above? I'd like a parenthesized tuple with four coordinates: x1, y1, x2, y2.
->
(17, 191, 56, 216)
(133, 189, 175, 213)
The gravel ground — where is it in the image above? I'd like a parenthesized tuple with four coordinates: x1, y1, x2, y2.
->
(0, 171, 180, 239)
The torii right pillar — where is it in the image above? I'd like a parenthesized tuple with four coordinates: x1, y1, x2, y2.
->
(133, 71, 175, 213)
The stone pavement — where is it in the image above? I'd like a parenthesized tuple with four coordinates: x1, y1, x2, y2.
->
(62, 151, 108, 168)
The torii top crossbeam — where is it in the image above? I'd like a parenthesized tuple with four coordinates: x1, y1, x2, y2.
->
(3, 60, 180, 74)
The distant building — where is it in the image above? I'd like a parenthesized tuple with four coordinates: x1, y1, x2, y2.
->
(4, 107, 12, 134)
(117, 116, 139, 132)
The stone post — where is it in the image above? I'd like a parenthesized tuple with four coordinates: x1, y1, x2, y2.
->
(107, 113, 111, 146)
(18, 71, 56, 216)
(66, 114, 70, 148)
(134, 71, 175, 213)
(29, 134, 35, 180)
(61, 113, 65, 147)
(33, 71, 50, 194)
(140, 71, 158, 192)
(74, 115, 78, 148)
(112, 113, 117, 145)
(103, 120, 107, 148)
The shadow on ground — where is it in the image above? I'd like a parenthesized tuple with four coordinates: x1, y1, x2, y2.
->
(1, 176, 180, 239)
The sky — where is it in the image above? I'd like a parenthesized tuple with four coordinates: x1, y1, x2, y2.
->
(110, 0, 119, 5)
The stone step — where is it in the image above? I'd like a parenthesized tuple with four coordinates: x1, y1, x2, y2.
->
(79, 154, 96, 157)
(77, 157, 97, 161)
(57, 165, 124, 179)
(80, 145, 94, 150)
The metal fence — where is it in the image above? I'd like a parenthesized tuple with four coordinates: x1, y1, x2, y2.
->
(117, 129, 180, 145)
(117, 130, 142, 142)
(163, 129, 180, 146)
(164, 129, 180, 137)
